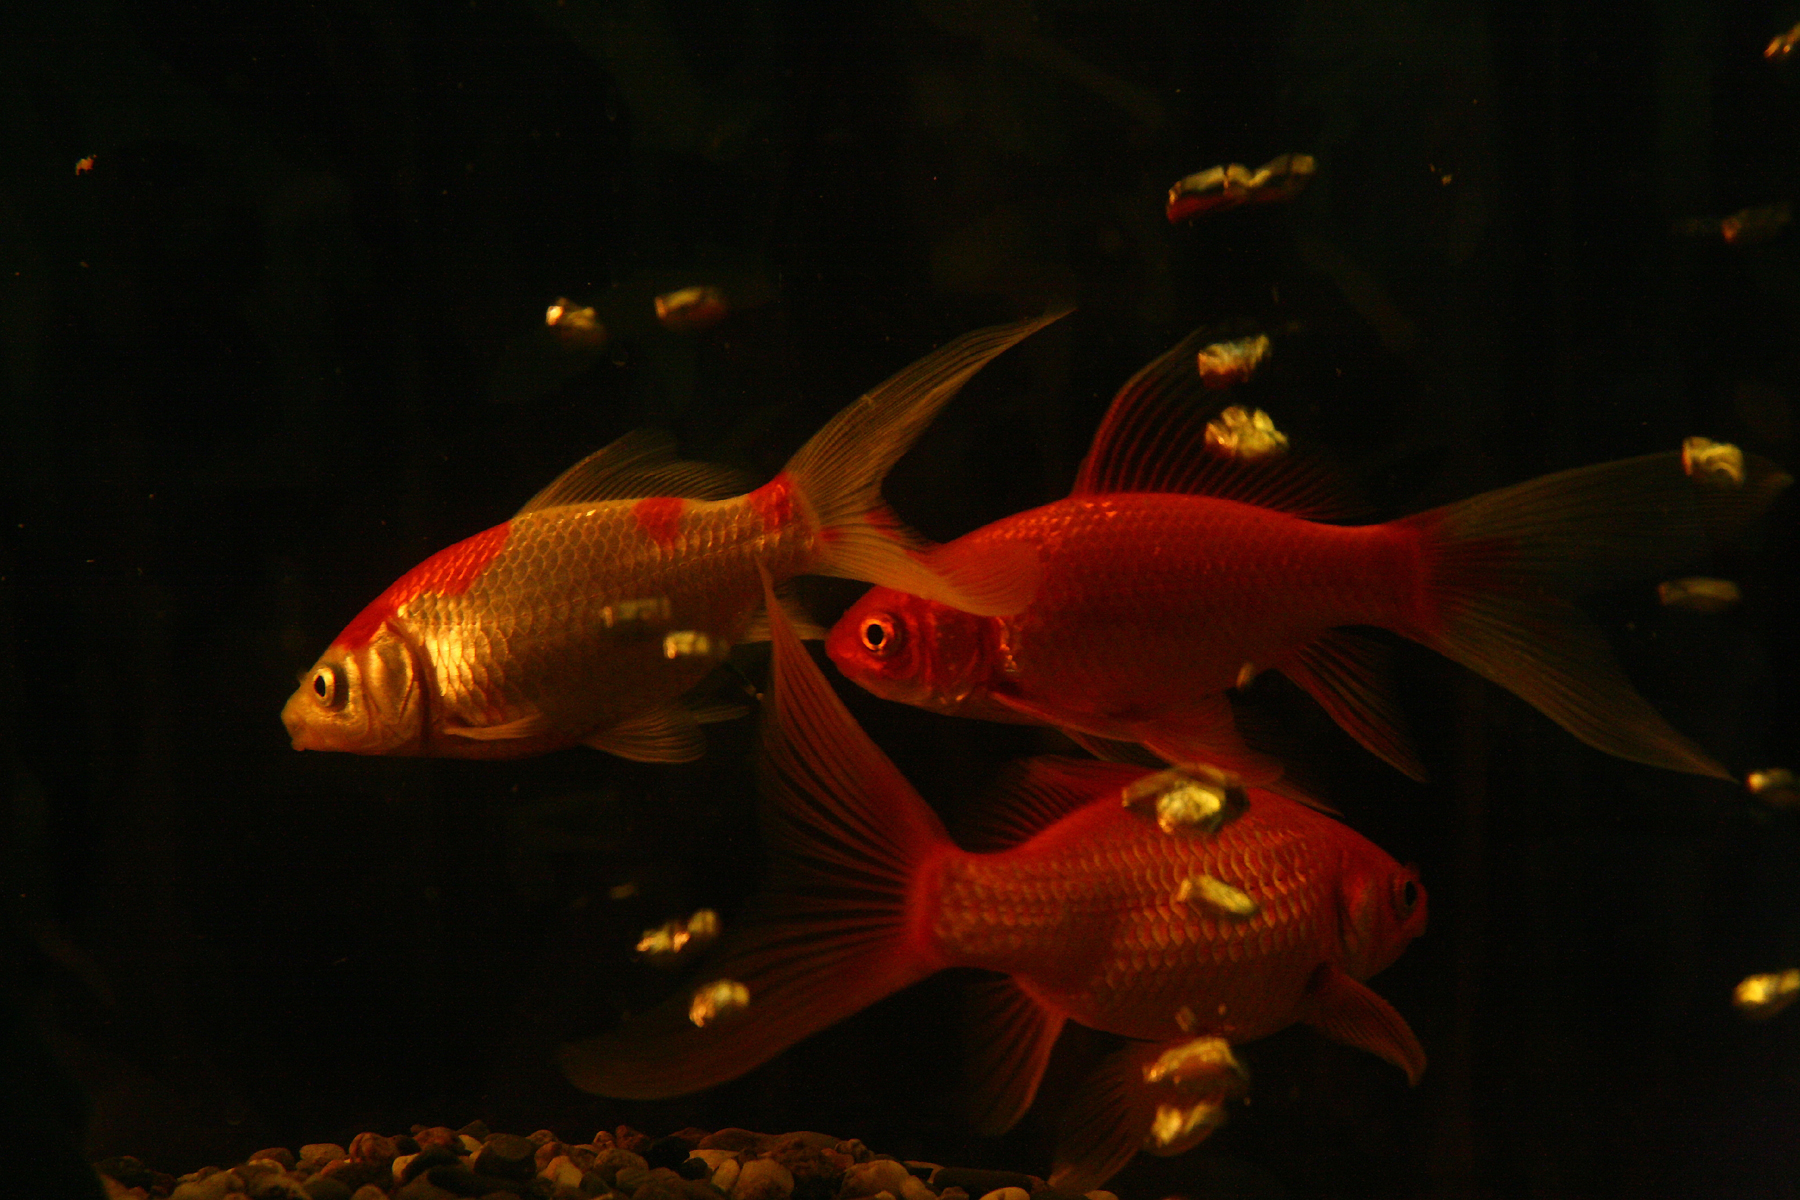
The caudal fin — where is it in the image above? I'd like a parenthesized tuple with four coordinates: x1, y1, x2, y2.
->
(559, 568, 949, 1099)
(784, 311, 1067, 615)
(1395, 448, 1790, 779)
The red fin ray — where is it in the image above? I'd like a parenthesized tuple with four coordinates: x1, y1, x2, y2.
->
(1070, 327, 1358, 519)
(1303, 964, 1426, 1085)
(1281, 629, 1427, 782)
(963, 975, 1068, 1136)
(952, 757, 1147, 853)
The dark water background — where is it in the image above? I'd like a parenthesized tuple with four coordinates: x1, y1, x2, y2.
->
(3, 2, 1798, 1197)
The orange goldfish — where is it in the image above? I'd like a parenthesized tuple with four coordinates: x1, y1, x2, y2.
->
(560, 571, 1427, 1188)
(828, 329, 1790, 787)
(280, 313, 1060, 762)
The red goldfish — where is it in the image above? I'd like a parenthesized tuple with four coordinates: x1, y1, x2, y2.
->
(828, 331, 1791, 787)
(281, 312, 1061, 762)
(560, 571, 1427, 1188)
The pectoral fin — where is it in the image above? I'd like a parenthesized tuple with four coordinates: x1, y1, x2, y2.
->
(442, 710, 559, 741)
(1303, 964, 1426, 1084)
(583, 704, 707, 762)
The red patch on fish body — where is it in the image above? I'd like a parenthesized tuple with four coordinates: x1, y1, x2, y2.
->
(746, 473, 797, 531)
(333, 521, 512, 650)
(632, 496, 686, 548)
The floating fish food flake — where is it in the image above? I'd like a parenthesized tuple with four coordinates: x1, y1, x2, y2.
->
(1770, 22, 1800, 60)
(1166, 153, 1315, 223)
(1194, 336, 1273, 390)
(1734, 969, 1800, 1018)
(1142, 1037, 1248, 1094)
(545, 298, 608, 349)
(655, 286, 730, 332)
(636, 908, 723, 964)
(1147, 1098, 1228, 1150)
(662, 630, 719, 660)
(1175, 874, 1260, 918)
(1122, 767, 1248, 835)
(75, 155, 96, 175)
(1656, 577, 1742, 613)
(689, 978, 750, 1027)
(1681, 437, 1746, 487)
(1203, 405, 1288, 460)
(1748, 768, 1799, 809)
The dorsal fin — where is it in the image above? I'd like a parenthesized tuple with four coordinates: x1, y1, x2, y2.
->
(953, 756, 1148, 853)
(1071, 329, 1357, 520)
(516, 429, 756, 515)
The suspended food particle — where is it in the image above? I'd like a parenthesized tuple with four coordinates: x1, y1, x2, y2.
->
(662, 630, 719, 660)
(1203, 405, 1289, 460)
(545, 298, 608, 350)
(1733, 969, 1800, 1018)
(689, 979, 750, 1027)
(609, 882, 640, 900)
(1122, 767, 1247, 835)
(1769, 22, 1800, 60)
(1656, 577, 1742, 613)
(1142, 1037, 1248, 1093)
(1194, 336, 1273, 390)
(1721, 202, 1791, 246)
(602, 597, 673, 630)
(1681, 437, 1746, 487)
(1234, 662, 1259, 689)
(74, 155, 95, 175)
(636, 908, 723, 964)
(1147, 1098, 1227, 1150)
(1166, 153, 1315, 223)
(655, 286, 730, 332)
(1175, 874, 1259, 918)
(1747, 768, 1799, 809)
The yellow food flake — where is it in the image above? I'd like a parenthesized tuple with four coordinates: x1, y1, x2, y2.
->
(1175, 874, 1259, 918)
(1203, 405, 1288, 460)
(1680, 437, 1745, 487)
(689, 979, 750, 1028)
(1733, 969, 1800, 1019)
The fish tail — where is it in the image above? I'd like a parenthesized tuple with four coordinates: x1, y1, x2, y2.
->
(1394, 449, 1790, 778)
(782, 311, 1066, 615)
(559, 568, 952, 1100)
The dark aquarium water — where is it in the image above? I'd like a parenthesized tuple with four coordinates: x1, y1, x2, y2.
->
(4, 2, 1798, 1197)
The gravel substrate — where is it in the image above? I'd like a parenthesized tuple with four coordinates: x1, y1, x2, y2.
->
(93, 1122, 1123, 1200)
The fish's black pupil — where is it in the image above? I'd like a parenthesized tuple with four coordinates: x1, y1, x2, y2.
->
(1401, 881, 1418, 910)
(865, 622, 886, 650)
(313, 671, 330, 700)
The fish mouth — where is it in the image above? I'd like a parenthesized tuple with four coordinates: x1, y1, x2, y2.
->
(281, 693, 319, 750)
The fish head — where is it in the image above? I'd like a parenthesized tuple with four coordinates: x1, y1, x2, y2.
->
(1335, 846, 1428, 980)
(282, 624, 426, 754)
(826, 587, 992, 715)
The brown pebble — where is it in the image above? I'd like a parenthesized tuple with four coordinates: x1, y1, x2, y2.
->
(564, 1145, 599, 1172)
(590, 1148, 650, 1188)
(318, 1159, 390, 1191)
(415, 1129, 460, 1154)
(298, 1145, 348, 1173)
(668, 1128, 710, 1149)
(589, 1132, 617, 1153)
(696, 1128, 772, 1155)
(348, 1133, 398, 1165)
(528, 1130, 559, 1147)
(615, 1126, 653, 1156)
(737, 1158, 797, 1200)
(393, 1173, 461, 1200)
(457, 1120, 492, 1142)
(252, 1150, 298, 1171)
(536, 1141, 569, 1171)
(473, 1134, 537, 1182)
(351, 1187, 388, 1200)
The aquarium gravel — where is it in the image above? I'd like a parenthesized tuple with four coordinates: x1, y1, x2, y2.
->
(93, 1122, 1121, 1200)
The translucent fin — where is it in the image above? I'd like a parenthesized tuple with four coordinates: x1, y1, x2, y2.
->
(582, 704, 707, 763)
(1070, 327, 1358, 519)
(1395, 450, 1790, 779)
(786, 312, 1067, 615)
(953, 757, 1149, 853)
(1059, 729, 1168, 769)
(963, 975, 1067, 1136)
(442, 710, 557, 742)
(560, 570, 947, 1100)
(1281, 630, 1427, 782)
(1303, 964, 1426, 1085)
(516, 429, 755, 515)
(740, 588, 827, 643)
(1050, 1040, 1227, 1192)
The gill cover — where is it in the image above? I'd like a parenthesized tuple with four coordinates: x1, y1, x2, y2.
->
(283, 627, 425, 754)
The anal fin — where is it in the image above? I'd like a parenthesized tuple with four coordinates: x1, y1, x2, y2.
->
(1281, 629, 1428, 782)
(1303, 964, 1426, 1084)
(1049, 1038, 1237, 1193)
(584, 704, 707, 762)
(964, 975, 1067, 1137)
(443, 710, 559, 742)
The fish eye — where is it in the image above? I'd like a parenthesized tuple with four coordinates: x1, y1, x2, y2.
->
(310, 664, 347, 711)
(861, 615, 901, 656)
(1393, 876, 1420, 917)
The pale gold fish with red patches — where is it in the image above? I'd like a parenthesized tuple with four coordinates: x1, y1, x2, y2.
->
(280, 313, 1061, 762)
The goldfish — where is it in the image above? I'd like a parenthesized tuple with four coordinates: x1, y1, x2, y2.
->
(654, 285, 730, 331)
(560, 571, 1427, 1190)
(281, 312, 1061, 762)
(1768, 23, 1800, 62)
(828, 328, 1790, 788)
(1165, 153, 1315, 223)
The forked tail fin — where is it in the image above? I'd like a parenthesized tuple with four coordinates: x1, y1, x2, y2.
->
(783, 311, 1067, 615)
(1394, 449, 1790, 778)
(559, 568, 949, 1099)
